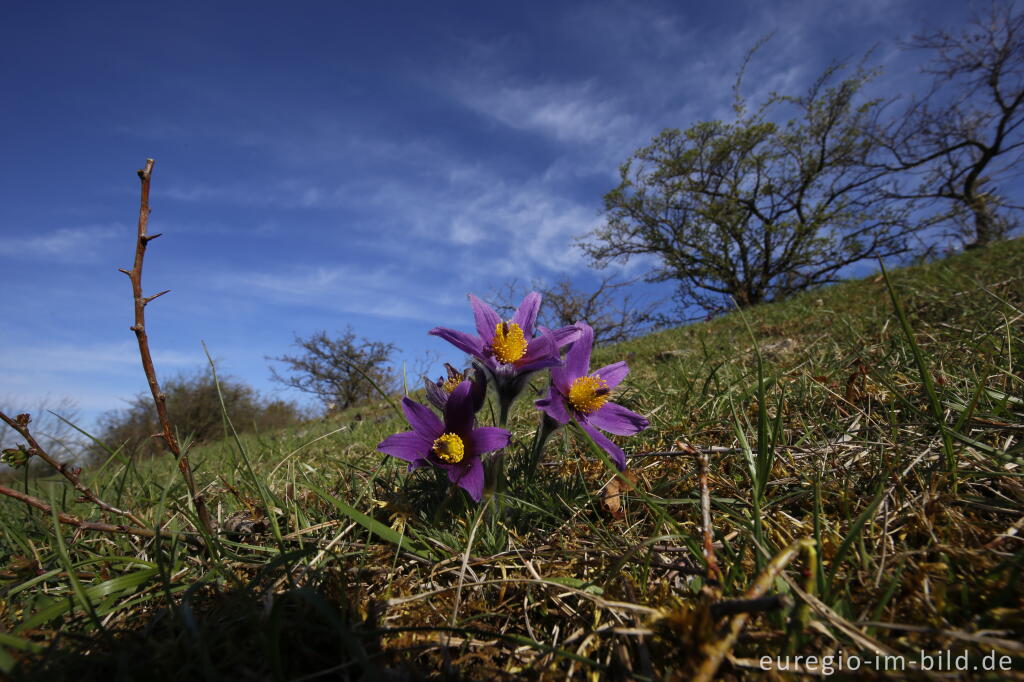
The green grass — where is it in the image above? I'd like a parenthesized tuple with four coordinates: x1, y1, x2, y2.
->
(2, 241, 1023, 679)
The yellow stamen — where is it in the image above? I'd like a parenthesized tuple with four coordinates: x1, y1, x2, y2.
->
(432, 433, 465, 464)
(492, 321, 528, 364)
(568, 376, 610, 414)
(441, 366, 465, 394)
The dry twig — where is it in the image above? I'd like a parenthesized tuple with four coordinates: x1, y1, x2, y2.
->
(692, 537, 814, 682)
(119, 158, 213, 536)
(0, 483, 199, 546)
(0, 411, 146, 527)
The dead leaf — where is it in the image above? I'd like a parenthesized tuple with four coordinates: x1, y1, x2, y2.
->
(602, 471, 637, 521)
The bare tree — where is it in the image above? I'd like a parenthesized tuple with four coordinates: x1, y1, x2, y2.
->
(489, 273, 661, 346)
(268, 328, 398, 412)
(880, 1, 1024, 247)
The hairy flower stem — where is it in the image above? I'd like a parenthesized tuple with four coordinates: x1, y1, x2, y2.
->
(483, 401, 513, 535)
(483, 451, 507, 540)
(525, 412, 560, 481)
(497, 399, 512, 431)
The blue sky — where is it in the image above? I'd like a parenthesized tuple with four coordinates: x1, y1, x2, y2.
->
(1, 0, 973, 428)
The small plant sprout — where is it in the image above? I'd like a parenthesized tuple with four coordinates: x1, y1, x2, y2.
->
(536, 322, 649, 470)
(429, 292, 580, 426)
(377, 381, 510, 501)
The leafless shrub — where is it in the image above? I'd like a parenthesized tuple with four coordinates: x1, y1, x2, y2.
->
(268, 327, 399, 413)
(93, 369, 306, 459)
(489, 273, 662, 346)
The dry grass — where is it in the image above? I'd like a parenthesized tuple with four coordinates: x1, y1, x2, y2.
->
(2, 241, 1023, 680)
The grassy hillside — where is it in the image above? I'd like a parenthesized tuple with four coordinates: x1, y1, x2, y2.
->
(2, 241, 1023, 679)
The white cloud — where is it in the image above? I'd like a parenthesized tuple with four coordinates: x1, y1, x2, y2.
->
(0, 225, 123, 263)
(0, 340, 200, 376)
(439, 181, 598, 275)
(214, 264, 458, 323)
(0, 341, 204, 428)
(458, 79, 636, 145)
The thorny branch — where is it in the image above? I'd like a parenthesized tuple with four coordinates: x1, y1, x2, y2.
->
(0, 410, 146, 527)
(0, 483, 200, 546)
(121, 158, 213, 536)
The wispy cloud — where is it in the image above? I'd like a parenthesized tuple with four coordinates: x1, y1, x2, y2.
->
(457, 79, 635, 145)
(0, 225, 123, 264)
(213, 264, 460, 323)
(439, 181, 598, 276)
(0, 341, 200, 375)
(0, 341, 204, 424)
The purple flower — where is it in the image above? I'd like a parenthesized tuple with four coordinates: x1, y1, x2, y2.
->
(429, 293, 581, 416)
(423, 363, 486, 412)
(377, 381, 510, 501)
(535, 322, 648, 470)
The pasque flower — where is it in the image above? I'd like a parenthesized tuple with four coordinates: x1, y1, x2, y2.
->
(423, 363, 486, 412)
(535, 322, 648, 470)
(429, 292, 580, 421)
(377, 381, 510, 501)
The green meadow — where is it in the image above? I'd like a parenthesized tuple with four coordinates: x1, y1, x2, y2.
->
(2, 240, 1022, 680)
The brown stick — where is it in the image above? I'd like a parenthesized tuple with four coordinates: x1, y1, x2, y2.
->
(0, 411, 146, 528)
(693, 538, 814, 682)
(710, 594, 792, 618)
(122, 159, 212, 536)
(0, 483, 201, 546)
(675, 439, 723, 585)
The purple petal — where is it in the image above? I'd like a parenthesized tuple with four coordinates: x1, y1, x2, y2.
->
(443, 381, 475, 437)
(593, 361, 629, 390)
(401, 397, 443, 437)
(469, 370, 487, 412)
(469, 294, 501, 343)
(580, 421, 627, 471)
(429, 327, 485, 359)
(516, 354, 562, 374)
(547, 324, 583, 348)
(512, 292, 542, 335)
(377, 431, 432, 464)
(470, 426, 510, 454)
(423, 377, 448, 410)
(564, 322, 593, 380)
(549, 350, 572, 389)
(450, 456, 485, 502)
(518, 329, 558, 367)
(588, 402, 648, 436)
(536, 387, 570, 424)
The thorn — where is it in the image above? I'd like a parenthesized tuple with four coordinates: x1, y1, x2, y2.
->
(142, 232, 163, 243)
(143, 289, 172, 305)
(118, 268, 132, 276)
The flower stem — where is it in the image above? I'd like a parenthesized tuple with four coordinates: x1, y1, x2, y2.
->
(497, 398, 512, 430)
(484, 450, 507, 539)
(526, 413, 560, 481)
